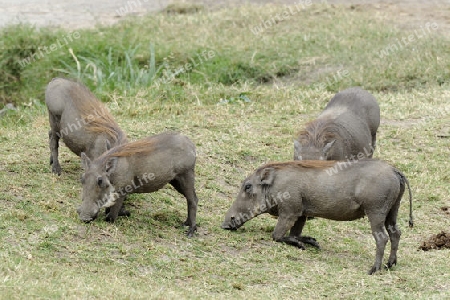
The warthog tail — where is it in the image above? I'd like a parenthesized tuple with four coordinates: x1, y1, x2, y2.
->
(405, 176, 413, 228)
(394, 168, 413, 228)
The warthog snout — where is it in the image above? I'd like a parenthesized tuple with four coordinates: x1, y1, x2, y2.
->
(77, 206, 99, 223)
(221, 216, 239, 231)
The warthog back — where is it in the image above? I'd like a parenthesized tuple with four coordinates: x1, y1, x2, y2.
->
(294, 87, 380, 160)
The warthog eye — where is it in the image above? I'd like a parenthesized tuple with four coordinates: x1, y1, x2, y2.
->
(97, 176, 103, 187)
(244, 183, 252, 193)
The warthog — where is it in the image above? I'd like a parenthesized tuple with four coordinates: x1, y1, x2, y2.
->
(77, 132, 199, 237)
(222, 159, 413, 274)
(294, 87, 380, 160)
(45, 77, 128, 175)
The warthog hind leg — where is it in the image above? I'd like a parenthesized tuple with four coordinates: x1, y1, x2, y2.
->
(385, 200, 402, 269)
(368, 214, 389, 275)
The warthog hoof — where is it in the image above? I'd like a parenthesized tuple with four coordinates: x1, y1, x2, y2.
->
(368, 265, 381, 275)
(386, 258, 397, 269)
(296, 236, 320, 248)
(118, 209, 131, 217)
(185, 224, 197, 238)
(278, 236, 306, 250)
(51, 164, 62, 176)
(105, 205, 130, 219)
(105, 214, 115, 223)
(182, 218, 197, 237)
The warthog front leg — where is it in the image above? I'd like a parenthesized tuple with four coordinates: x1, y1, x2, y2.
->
(105, 202, 131, 218)
(105, 196, 125, 223)
(371, 133, 377, 156)
(105, 195, 130, 218)
(49, 130, 53, 165)
(289, 216, 320, 248)
(48, 129, 62, 175)
(170, 171, 198, 238)
(272, 215, 306, 249)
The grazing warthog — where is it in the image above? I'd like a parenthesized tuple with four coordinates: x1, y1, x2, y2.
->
(77, 132, 199, 237)
(45, 77, 128, 175)
(294, 87, 380, 160)
(222, 159, 413, 274)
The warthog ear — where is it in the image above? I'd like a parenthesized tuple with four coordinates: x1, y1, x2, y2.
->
(260, 167, 275, 185)
(104, 157, 118, 176)
(81, 152, 91, 170)
(322, 140, 336, 157)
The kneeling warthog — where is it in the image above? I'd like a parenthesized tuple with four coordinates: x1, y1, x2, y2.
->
(222, 159, 413, 274)
(46, 77, 129, 217)
(77, 132, 199, 237)
(45, 77, 128, 175)
(294, 87, 380, 160)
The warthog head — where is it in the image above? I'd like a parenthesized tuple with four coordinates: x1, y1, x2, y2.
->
(77, 152, 119, 222)
(222, 168, 284, 230)
(293, 139, 335, 160)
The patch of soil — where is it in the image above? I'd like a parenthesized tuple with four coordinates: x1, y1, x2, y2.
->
(3, 0, 450, 33)
(419, 231, 450, 251)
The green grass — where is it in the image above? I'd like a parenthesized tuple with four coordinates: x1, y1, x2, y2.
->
(1, 4, 449, 106)
(0, 3, 450, 299)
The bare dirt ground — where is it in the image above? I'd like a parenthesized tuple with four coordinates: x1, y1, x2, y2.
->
(1, 0, 450, 33)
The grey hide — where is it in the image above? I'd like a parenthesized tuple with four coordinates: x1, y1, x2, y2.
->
(294, 87, 380, 160)
(45, 77, 128, 175)
(222, 159, 413, 274)
(77, 132, 199, 237)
